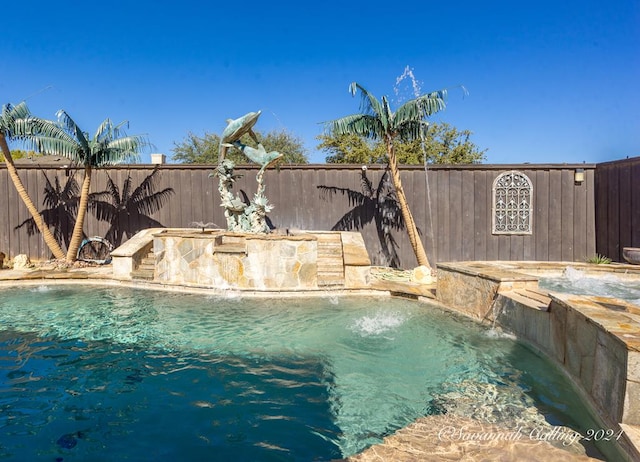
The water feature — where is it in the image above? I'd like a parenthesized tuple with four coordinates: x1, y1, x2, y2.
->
(539, 266, 640, 306)
(0, 285, 612, 460)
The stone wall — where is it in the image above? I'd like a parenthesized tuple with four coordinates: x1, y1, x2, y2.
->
(149, 230, 371, 291)
(435, 262, 640, 461)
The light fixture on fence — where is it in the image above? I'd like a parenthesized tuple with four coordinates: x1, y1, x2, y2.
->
(574, 168, 585, 185)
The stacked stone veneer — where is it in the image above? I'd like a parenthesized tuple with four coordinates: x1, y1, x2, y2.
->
(436, 262, 640, 461)
(151, 230, 371, 291)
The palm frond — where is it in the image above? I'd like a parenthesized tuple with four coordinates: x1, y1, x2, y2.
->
(25, 124, 80, 157)
(326, 114, 383, 140)
(94, 118, 114, 141)
(348, 82, 385, 118)
(395, 90, 447, 126)
(394, 120, 426, 142)
(112, 120, 130, 139)
(0, 102, 31, 135)
(95, 136, 144, 165)
(380, 96, 393, 131)
(56, 110, 90, 151)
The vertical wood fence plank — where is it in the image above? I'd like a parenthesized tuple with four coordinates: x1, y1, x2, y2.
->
(631, 162, 640, 247)
(547, 169, 563, 260)
(461, 170, 475, 260)
(573, 169, 588, 261)
(607, 165, 620, 261)
(618, 162, 632, 260)
(561, 169, 575, 261)
(473, 171, 487, 260)
(449, 169, 463, 261)
(436, 169, 450, 262)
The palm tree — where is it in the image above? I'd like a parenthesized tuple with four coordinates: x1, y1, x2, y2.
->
(32, 111, 149, 261)
(89, 168, 174, 247)
(318, 167, 405, 268)
(0, 102, 65, 259)
(324, 82, 447, 269)
(15, 168, 80, 251)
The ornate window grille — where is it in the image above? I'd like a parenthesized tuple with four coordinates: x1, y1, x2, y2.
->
(492, 171, 533, 234)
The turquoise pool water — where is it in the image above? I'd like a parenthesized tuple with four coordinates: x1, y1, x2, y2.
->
(0, 285, 607, 460)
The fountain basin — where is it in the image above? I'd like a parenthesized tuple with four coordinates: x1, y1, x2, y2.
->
(137, 229, 372, 291)
(623, 247, 640, 265)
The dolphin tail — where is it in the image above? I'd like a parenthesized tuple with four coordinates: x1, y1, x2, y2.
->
(248, 129, 260, 144)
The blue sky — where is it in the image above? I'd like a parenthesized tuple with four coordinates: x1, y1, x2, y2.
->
(2, 0, 638, 165)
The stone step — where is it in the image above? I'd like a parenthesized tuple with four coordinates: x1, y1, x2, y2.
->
(316, 234, 345, 287)
(132, 251, 155, 280)
(131, 269, 154, 280)
(317, 277, 345, 287)
(213, 243, 247, 254)
(138, 259, 155, 270)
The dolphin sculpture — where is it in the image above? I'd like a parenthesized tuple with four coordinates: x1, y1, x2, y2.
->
(231, 141, 283, 170)
(218, 111, 261, 162)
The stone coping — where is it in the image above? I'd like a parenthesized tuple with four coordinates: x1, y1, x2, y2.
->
(436, 261, 640, 461)
(154, 229, 317, 241)
(438, 260, 640, 278)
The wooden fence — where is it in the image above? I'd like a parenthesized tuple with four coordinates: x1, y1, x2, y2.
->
(595, 156, 640, 263)
(0, 161, 601, 268)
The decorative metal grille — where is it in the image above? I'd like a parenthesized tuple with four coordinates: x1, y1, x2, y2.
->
(492, 171, 533, 234)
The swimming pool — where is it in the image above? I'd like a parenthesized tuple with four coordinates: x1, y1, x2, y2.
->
(539, 266, 640, 306)
(0, 285, 607, 460)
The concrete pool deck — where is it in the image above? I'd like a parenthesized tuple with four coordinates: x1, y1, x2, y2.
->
(0, 260, 638, 461)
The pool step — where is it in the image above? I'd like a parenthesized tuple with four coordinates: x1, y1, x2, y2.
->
(131, 251, 155, 280)
(316, 233, 345, 287)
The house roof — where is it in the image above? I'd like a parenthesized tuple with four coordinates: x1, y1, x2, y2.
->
(12, 155, 73, 166)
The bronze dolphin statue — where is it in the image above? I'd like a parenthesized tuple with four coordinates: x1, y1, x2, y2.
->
(232, 141, 283, 169)
(218, 111, 261, 162)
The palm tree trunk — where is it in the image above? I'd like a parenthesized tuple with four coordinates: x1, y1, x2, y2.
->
(66, 164, 91, 261)
(0, 134, 65, 260)
(386, 140, 431, 269)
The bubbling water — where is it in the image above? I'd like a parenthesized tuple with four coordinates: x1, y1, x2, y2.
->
(350, 311, 406, 337)
(539, 267, 640, 306)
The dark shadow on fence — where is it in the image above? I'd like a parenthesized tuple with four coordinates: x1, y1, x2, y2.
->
(318, 167, 409, 268)
(14, 166, 175, 252)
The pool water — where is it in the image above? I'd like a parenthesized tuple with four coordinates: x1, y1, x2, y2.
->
(0, 285, 607, 461)
(539, 267, 640, 306)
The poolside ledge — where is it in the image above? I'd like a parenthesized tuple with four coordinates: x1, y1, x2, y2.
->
(435, 261, 640, 462)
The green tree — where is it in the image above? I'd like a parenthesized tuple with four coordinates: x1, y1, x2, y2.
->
(0, 149, 36, 161)
(317, 122, 485, 164)
(32, 111, 148, 261)
(316, 133, 387, 163)
(0, 102, 66, 259)
(325, 82, 449, 270)
(172, 129, 309, 164)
